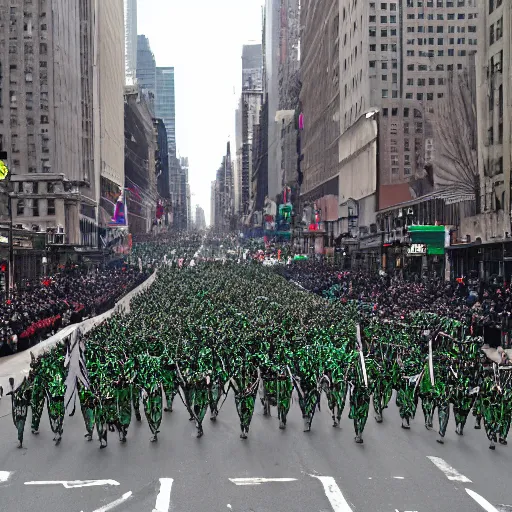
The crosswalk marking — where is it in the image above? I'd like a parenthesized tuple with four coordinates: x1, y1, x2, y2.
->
(153, 478, 173, 512)
(24, 480, 120, 488)
(0, 471, 12, 483)
(229, 477, 297, 486)
(427, 456, 472, 482)
(90, 491, 132, 512)
(311, 475, 353, 512)
(466, 489, 500, 512)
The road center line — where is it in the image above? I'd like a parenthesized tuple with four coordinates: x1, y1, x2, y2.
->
(0, 471, 12, 483)
(24, 480, 120, 488)
(91, 491, 132, 512)
(310, 475, 353, 512)
(465, 489, 500, 512)
(229, 478, 297, 485)
(427, 456, 472, 482)
(153, 478, 173, 512)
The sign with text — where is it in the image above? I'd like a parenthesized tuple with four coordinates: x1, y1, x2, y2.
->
(407, 243, 427, 256)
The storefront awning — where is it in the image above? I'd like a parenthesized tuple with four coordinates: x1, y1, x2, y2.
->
(408, 225, 445, 255)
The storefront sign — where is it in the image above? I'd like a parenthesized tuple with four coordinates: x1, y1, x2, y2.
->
(407, 243, 426, 256)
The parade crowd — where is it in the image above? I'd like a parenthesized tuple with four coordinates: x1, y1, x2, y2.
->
(0, 266, 149, 356)
(5, 238, 511, 455)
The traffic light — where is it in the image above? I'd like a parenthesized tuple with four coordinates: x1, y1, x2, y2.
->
(0, 262, 7, 273)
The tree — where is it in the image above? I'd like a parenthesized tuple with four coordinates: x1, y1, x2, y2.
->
(433, 66, 480, 212)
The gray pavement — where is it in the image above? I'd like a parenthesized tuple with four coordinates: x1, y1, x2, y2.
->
(0, 390, 510, 512)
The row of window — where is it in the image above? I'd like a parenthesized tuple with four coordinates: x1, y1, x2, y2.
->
(406, 37, 477, 45)
(16, 199, 55, 217)
(373, 0, 473, 9)
(405, 0, 476, 6)
(370, 44, 468, 57)
(383, 89, 445, 100)
(15, 181, 56, 194)
(370, 12, 476, 23)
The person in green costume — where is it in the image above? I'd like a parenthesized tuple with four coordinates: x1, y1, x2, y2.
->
(161, 358, 178, 413)
(8, 377, 31, 448)
(138, 354, 163, 442)
(28, 354, 45, 435)
(114, 374, 132, 443)
(78, 384, 95, 441)
(46, 355, 66, 446)
(231, 354, 260, 439)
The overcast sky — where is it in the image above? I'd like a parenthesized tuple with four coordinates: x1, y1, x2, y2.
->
(137, 0, 264, 225)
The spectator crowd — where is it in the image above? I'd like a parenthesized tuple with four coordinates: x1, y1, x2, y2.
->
(0, 266, 149, 356)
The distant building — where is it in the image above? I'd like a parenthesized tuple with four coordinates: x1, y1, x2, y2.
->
(195, 205, 206, 230)
(124, 0, 138, 85)
(155, 67, 176, 157)
(136, 35, 156, 108)
(240, 44, 263, 220)
(154, 119, 169, 198)
(124, 89, 157, 235)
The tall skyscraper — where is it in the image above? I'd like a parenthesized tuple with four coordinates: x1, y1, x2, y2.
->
(155, 67, 176, 157)
(338, 0, 480, 209)
(136, 35, 157, 102)
(0, 0, 99, 246)
(240, 44, 263, 218)
(476, 0, 511, 226)
(124, 0, 138, 85)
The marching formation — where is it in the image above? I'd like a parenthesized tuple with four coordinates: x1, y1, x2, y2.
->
(6, 250, 512, 453)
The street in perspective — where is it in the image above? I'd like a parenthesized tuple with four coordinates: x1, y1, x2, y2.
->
(1, 0, 512, 511)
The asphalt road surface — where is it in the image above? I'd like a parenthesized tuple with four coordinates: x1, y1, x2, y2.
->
(0, 390, 510, 512)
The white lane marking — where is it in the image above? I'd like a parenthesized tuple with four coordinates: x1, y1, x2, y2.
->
(466, 489, 500, 512)
(0, 471, 12, 483)
(229, 477, 297, 486)
(427, 456, 472, 482)
(152, 478, 173, 512)
(310, 475, 353, 512)
(24, 480, 120, 488)
(91, 491, 132, 512)
(393, 476, 405, 480)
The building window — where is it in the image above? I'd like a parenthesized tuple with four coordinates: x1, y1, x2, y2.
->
(391, 167, 399, 176)
(404, 167, 412, 175)
(33, 199, 39, 217)
(404, 122, 410, 134)
(496, 17, 503, 40)
(17, 200, 25, 216)
(382, 89, 388, 98)
(47, 198, 55, 215)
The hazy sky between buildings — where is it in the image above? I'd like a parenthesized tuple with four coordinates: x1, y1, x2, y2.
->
(137, 0, 265, 225)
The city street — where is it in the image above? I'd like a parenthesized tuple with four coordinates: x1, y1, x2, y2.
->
(0, 391, 510, 512)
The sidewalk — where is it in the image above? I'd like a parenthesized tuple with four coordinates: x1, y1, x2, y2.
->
(0, 271, 156, 390)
